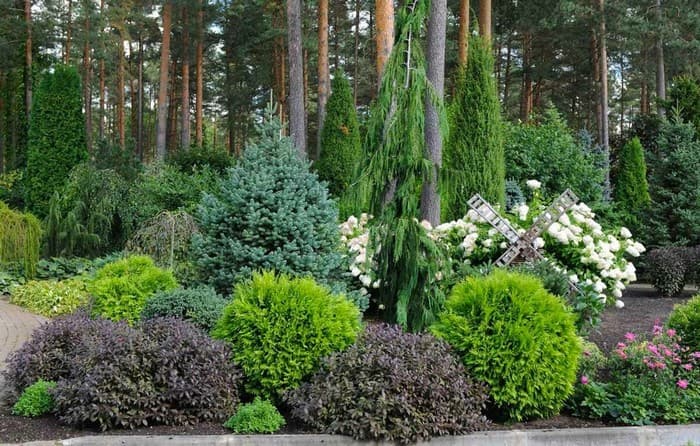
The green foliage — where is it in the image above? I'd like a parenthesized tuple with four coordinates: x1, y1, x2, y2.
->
(167, 146, 234, 174)
(44, 163, 129, 258)
(358, 1, 447, 332)
(443, 33, 505, 220)
(666, 76, 700, 133)
(12, 380, 56, 417)
(613, 138, 650, 226)
(36, 257, 96, 280)
(286, 324, 489, 443)
(505, 179, 525, 211)
(125, 210, 199, 284)
(645, 118, 700, 247)
(317, 71, 361, 199)
(191, 113, 342, 294)
(141, 286, 227, 332)
(25, 65, 88, 216)
(212, 271, 361, 400)
(0, 268, 25, 295)
(223, 398, 286, 433)
(505, 108, 604, 204)
(10, 279, 90, 317)
(88, 255, 178, 324)
(512, 260, 571, 297)
(431, 270, 581, 421)
(668, 294, 700, 352)
(0, 201, 41, 277)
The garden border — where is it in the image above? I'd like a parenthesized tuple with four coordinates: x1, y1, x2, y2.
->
(4, 425, 700, 446)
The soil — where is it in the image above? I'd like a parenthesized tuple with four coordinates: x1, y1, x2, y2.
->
(0, 284, 698, 444)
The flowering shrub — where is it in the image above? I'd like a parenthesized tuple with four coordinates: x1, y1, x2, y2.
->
(571, 323, 700, 424)
(340, 181, 643, 328)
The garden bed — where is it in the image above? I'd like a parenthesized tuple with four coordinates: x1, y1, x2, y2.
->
(0, 284, 696, 445)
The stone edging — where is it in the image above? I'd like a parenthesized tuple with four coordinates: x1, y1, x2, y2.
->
(4, 425, 700, 446)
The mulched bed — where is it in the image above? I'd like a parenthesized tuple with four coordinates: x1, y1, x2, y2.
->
(1, 284, 697, 444)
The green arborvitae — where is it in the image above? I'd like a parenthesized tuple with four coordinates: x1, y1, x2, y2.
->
(443, 32, 505, 221)
(0, 201, 41, 277)
(25, 65, 87, 216)
(361, 0, 447, 332)
(317, 71, 361, 199)
(613, 137, 650, 216)
(191, 105, 342, 295)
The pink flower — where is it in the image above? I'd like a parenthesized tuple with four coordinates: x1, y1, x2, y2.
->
(624, 332, 636, 342)
(653, 321, 663, 336)
(580, 375, 589, 385)
(683, 363, 694, 371)
(691, 352, 700, 359)
(656, 362, 667, 370)
(667, 329, 676, 337)
(677, 379, 689, 389)
(616, 350, 628, 360)
(663, 348, 673, 357)
(617, 342, 626, 349)
(648, 344, 660, 356)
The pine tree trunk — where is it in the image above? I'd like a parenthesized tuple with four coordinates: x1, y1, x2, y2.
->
(597, 0, 610, 200)
(353, 0, 360, 105)
(458, 0, 469, 66)
(287, 0, 306, 156)
(137, 34, 144, 160)
(181, 7, 191, 150)
(479, 0, 490, 40)
(83, 2, 92, 153)
(24, 0, 32, 122)
(421, 0, 446, 225)
(375, 0, 394, 81)
(655, 0, 666, 116)
(98, 0, 105, 141)
(272, 6, 287, 128)
(520, 32, 533, 121)
(156, 0, 173, 161)
(116, 28, 126, 151)
(167, 59, 179, 152)
(65, 0, 73, 64)
(0, 71, 4, 172)
(195, 0, 204, 148)
(317, 0, 329, 157)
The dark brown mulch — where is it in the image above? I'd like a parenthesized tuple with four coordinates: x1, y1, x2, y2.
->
(0, 284, 697, 444)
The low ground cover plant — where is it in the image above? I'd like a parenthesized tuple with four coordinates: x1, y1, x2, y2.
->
(431, 270, 581, 421)
(212, 271, 361, 399)
(286, 324, 489, 444)
(223, 398, 286, 433)
(10, 279, 90, 317)
(11, 380, 56, 417)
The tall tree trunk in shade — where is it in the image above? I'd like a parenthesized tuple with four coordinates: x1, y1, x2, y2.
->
(597, 0, 610, 200)
(375, 0, 393, 81)
(287, 0, 306, 156)
(83, 0, 92, 153)
(181, 7, 191, 150)
(317, 0, 329, 158)
(272, 5, 287, 128)
(137, 34, 144, 160)
(0, 72, 4, 172)
(479, 0, 490, 40)
(65, 0, 73, 63)
(156, 0, 173, 161)
(98, 0, 105, 141)
(167, 59, 179, 152)
(116, 28, 126, 151)
(353, 0, 360, 105)
(520, 32, 533, 121)
(457, 0, 469, 65)
(655, 0, 666, 116)
(195, 0, 204, 148)
(24, 0, 32, 122)
(421, 0, 447, 226)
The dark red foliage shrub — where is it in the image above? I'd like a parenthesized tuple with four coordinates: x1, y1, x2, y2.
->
(285, 324, 489, 444)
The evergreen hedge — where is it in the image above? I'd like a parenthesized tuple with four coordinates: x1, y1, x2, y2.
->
(25, 65, 87, 216)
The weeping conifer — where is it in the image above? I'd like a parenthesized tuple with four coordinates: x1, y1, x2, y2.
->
(0, 201, 41, 277)
(360, 0, 447, 332)
(443, 32, 505, 221)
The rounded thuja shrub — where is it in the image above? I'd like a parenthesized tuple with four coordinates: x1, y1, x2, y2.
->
(431, 270, 581, 421)
(212, 271, 362, 400)
(668, 294, 700, 352)
(12, 380, 56, 417)
(223, 398, 286, 433)
(286, 324, 489, 443)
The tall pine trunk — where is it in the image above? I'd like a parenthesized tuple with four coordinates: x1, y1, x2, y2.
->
(655, 0, 666, 116)
(421, 0, 446, 225)
(479, 0, 490, 40)
(116, 28, 126, 151)
(181, 7, 191, 150)
(317, 0, 329, 158)
(287, 0, 306, 156)
(137, 34, 144, 160)
(457, 0, 469, 65)
(272, 6, 287, 127)
(156, 1, 173, 161)
(597, 0, 610, 200)
(520, 32, 533, 121)
(98, 0, 105, 140)
(375, 0, 393, 81)
(65, 0, 73, 63)
(24, 0, 32, 122)
(83, 0, 92, 153)
(353, 0, 360, 105)
(195, 0, 204, 148)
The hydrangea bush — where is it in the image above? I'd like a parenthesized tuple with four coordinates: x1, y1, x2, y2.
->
(340, 181, 644, 323)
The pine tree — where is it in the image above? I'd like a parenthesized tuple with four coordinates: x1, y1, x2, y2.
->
(317, 72, 361, 199)
(443, 32, 504, 221)
(25, 65, 87, 216)
(613, 137, 650, 218)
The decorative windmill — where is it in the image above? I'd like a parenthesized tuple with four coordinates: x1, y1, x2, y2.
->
(467, 189, 579, 268)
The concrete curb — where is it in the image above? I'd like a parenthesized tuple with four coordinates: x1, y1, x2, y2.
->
(3, 425, 700, 446)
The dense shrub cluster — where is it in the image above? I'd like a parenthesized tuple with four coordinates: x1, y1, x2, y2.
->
(647, 247, 699, 296)
(5, 313, 241, 430)
(141, 286, 227, 332)
(431, 270, 581, 421)
(88, 255, 178, 324)
(191, 116, 342, 294)
(286, 324, 489, 444)
(212, 271, 361, 399)
(10, 279, 90, 317)
(668, 294, 700, 352)
(223, 398, 286, 434)
(12, 380, 56, 417)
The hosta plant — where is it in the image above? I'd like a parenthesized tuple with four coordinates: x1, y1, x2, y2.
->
(10, 279, 90, 317)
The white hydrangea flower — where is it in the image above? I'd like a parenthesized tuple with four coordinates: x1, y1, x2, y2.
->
(482, 238, 493, 248)
(500, 241, 508, 249)
(620, 227, 632, 239)
(533, 237, 545, 249)
(517, 204, 530, 221)
(526, 179, 542, 190)
(615, 299, 625, 309)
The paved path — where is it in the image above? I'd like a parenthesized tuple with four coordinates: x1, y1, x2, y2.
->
(0, 297, 46, 404)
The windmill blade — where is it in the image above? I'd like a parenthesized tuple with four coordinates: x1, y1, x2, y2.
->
(529, 189, 579, 237)
(467, 194, 520, 243)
